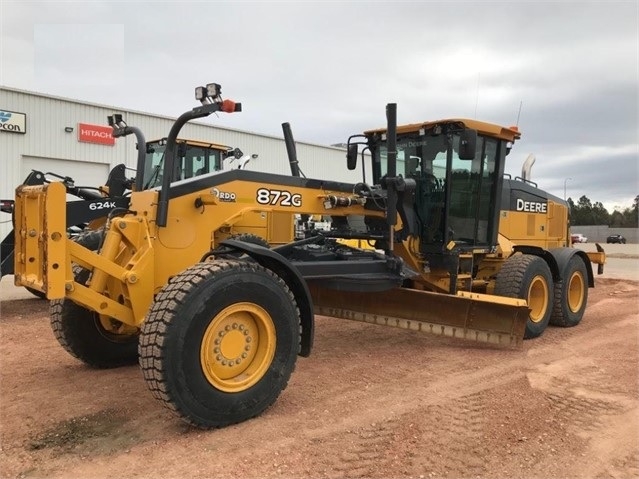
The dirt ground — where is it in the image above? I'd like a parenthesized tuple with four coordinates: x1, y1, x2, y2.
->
(0, 276, 637, 479)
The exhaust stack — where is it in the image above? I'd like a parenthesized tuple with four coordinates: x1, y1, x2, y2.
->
(521, 154, 536, 181)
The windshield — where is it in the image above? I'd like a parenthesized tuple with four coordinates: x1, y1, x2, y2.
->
(143, 142, 225, 189)
(374, 132, 499, 246)
(375, 134, 451, 187)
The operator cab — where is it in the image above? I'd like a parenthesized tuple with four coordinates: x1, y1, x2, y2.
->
(142, 138, 239, 189)
(351, 119, 520, 254)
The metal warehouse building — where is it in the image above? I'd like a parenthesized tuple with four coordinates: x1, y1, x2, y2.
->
(0, 86, 369, 241)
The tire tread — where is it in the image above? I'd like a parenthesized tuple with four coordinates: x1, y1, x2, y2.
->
(139, 260, 300, 428)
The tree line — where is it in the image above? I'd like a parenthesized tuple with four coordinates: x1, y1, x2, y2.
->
(567, 195, 639, 227)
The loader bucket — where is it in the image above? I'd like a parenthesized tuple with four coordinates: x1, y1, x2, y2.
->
(309, 284, 529, 348)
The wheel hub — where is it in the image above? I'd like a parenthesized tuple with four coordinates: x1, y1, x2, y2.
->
(567, 271, 585, 312)
(528, 275, 549, 323)
(200, 302, 276, 392)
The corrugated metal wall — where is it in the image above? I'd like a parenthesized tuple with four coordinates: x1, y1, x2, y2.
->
(0, 87, 372, 242)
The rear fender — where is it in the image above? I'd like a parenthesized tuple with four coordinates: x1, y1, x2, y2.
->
(219, 239, 314, 357)
(549, 247, 595, 287)
(512, 245, 561, 283)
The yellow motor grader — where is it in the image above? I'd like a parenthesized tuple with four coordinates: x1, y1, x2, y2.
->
(14, 82, 604, 429)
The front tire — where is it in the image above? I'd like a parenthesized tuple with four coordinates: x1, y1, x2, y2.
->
(49, 229, 139, 368)
(50, 296, 140, 368)
(139, 260, 300, 429)
(495, 253, 553, 339)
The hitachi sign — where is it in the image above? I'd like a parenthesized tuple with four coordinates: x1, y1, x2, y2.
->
(81, 129, 111, 138)
(78, 123, 115, 145)
(516, 198, 547, 213)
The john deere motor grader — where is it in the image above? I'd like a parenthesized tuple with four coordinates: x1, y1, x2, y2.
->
(14, 83, 604, 429)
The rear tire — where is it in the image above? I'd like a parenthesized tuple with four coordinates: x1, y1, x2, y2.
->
(49, 229, 139, 368)
(139, 260, 300, 429)
(50, 293, 140, 368)
(495, 253, 553, 339)
(550, 255, 588, 327)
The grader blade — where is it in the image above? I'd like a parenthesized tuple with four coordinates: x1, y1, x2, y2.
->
(309, 285, 529, 348)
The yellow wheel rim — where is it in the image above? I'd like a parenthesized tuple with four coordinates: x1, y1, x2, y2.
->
(527, 275, 549, 323)
(567, 270, 585, 313)
(200, 302, 276, 393)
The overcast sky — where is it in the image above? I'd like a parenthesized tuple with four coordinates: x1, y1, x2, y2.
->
(1, 1, 637, 211)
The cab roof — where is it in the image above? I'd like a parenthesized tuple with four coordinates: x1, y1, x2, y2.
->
(149, 137, 232, 151)
(364, 118, 521, 142)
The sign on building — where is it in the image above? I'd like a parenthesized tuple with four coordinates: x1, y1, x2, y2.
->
(0, 110, 27, 134)
(78, 123, 115, 145)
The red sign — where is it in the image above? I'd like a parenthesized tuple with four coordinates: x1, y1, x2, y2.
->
(78, 123, 115, 145)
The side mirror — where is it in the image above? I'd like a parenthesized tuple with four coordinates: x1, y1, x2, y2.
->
(346, 144, 358, 170)
(233, 148, 244, 159)
(459, 129, 477, 160)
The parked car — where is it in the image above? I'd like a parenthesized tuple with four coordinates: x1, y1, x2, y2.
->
(571, 233, 588, 243)
(606, 234, 627, 244)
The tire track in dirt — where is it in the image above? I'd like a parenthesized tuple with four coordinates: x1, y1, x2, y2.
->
(406, 393, 488, 478)
(317, 393, 490, 478)
(326, 421, 398, 478)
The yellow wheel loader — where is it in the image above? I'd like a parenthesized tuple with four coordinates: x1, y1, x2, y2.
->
(14, 82, 605, 429)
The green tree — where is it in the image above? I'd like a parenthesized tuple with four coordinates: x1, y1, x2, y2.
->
(568, 195, 610, 226)
(606, 195, 638, 227)
(620, 196, 639, 227)
(609, 209, 625, 227)
(567, 195, 639, 226)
